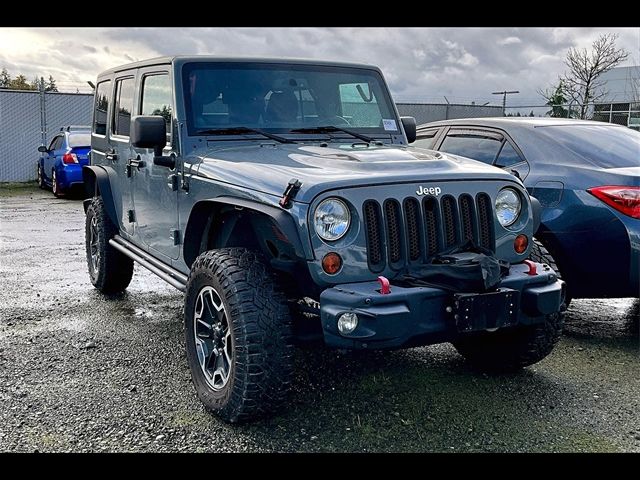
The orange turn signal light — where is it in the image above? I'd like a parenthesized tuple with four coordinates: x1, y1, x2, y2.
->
(322, 252, 342, 275)
(514, 234, 528, 254)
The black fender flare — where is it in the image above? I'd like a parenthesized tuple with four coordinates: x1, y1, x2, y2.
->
(82, 165, 119, 226)
(183, 196, 310, 267)
(530, 195, 542, 235)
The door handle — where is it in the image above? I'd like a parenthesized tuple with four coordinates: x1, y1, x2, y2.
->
(106, 149, 118, 161)
(126, 155, 146, 177)
(128, 156, 145, 169)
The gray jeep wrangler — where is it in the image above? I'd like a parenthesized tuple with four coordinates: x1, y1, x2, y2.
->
(83, 56, 565, 422)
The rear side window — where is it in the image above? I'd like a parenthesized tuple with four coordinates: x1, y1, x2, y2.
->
(440, 132, 503, 164)
(495, 142, 523, 167)
(93, 80, 111, 135)
(48, 135, 61, 150)
(113, 77, 135, 137)
(536, 125, 640, 168)
(141, 74, 173, 136)
(413, 129, 440, 149)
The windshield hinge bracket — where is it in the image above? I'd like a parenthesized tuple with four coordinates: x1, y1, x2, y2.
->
(279, 178, 302, 209)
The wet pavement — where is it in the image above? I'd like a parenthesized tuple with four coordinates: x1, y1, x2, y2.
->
(0, 184, 638, 452)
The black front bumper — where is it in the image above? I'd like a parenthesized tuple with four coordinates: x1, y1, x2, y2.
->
(320, 262, 565, 349)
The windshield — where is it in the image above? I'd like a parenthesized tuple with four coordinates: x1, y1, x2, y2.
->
(68, 133, 91, 148)
(535, 124, 640, 168)
(182, 62, 399, 137)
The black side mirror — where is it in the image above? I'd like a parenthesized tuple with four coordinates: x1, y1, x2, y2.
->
(131, 115, 166, 155)
(131, 115, 175, 169)
(38, 145, 48, 153)
(400, 116, 416, 143)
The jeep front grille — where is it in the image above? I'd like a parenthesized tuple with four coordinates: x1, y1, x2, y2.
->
(363, 201, 383, 267)
(384, 200, 402, 264)
(363, 193, 494, 272)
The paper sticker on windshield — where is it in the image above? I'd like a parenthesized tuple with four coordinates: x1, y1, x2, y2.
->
(382, 119, 398, 131)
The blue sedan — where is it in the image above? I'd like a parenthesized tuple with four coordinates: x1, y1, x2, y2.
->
(413, 118, 639, 304)
(37, 127, 91, 197)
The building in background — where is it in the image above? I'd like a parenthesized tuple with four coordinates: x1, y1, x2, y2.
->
(592, 65, 640, 131)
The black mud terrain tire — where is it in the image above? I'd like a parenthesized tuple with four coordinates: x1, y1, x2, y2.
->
(453, 311, 564, 372)
(530, 237, 571, 309)
(85, 197, 134, 294)
(184, 248, 294, 423)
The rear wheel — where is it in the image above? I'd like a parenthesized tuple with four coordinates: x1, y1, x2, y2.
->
(184, 248, 294, 423)
(85, 197, 134, 294)
(37, 164, 46, 189)
(52, 169, 62, 197)
(453, 311, 564, 372)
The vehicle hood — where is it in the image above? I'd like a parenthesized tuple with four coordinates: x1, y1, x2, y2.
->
(191, 142, 521, 203)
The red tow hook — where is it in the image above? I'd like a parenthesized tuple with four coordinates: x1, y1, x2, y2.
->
(377, 276, 391, 294)
(523, 259, 538, 275)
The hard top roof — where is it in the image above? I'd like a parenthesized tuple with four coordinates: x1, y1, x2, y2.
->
(96, 55, 381, 78)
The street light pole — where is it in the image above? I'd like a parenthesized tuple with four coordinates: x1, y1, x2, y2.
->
(492, 90, 519, 116)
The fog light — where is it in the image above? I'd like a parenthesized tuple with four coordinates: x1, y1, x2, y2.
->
(338, 312, 358, 335)
(514, 234, 528, 254)
(322, 252, 342, 274)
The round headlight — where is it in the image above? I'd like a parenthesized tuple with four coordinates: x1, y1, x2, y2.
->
(314, 198, 350, 241)
(495, 188, 522, 227)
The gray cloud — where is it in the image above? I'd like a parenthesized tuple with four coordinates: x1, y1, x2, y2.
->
(0, 27, 637, 106)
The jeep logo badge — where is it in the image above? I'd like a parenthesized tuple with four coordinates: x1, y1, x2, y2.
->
(416, 186, 442, 196)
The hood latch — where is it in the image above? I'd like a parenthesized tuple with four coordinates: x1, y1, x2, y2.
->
(279, 178, 302, 209)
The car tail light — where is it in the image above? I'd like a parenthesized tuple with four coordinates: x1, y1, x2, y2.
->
(587, 186, 640, 219)
(62, 153, 78, 164)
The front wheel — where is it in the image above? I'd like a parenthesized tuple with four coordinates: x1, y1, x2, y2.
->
(184, 248, 294, 423)
(529, 238, 571, 309)
(453, 311, 564, 372)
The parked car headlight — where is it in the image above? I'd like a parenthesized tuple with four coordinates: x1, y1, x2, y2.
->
(495, 188, 522, 227)
(314, 198, 350, 241)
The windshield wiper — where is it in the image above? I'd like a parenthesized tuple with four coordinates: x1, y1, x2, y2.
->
(196, 127, 294, 144)
(290, 125, 382, 145)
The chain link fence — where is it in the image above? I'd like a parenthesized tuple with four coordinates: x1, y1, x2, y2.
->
(504, 102, 640, 132)
(5, 92, 633, 183)
(0, 89, 93, 182)
(592, 102, 640, 130)
(396, 103, 503, 125)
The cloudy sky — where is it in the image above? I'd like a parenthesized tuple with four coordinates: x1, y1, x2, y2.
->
(1, 27, 638, 108)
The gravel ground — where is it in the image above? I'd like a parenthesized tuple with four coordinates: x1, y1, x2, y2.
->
(1, 184, 638, 452)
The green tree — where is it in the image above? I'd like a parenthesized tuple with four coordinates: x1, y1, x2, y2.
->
(529, 111, 535, 117)
(0, 68, 9, 88)
(1, 69, 58, 92)
(9, 74, 36, 90)
(542, 80, 569, 118)
(46, 75, 58, 92)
